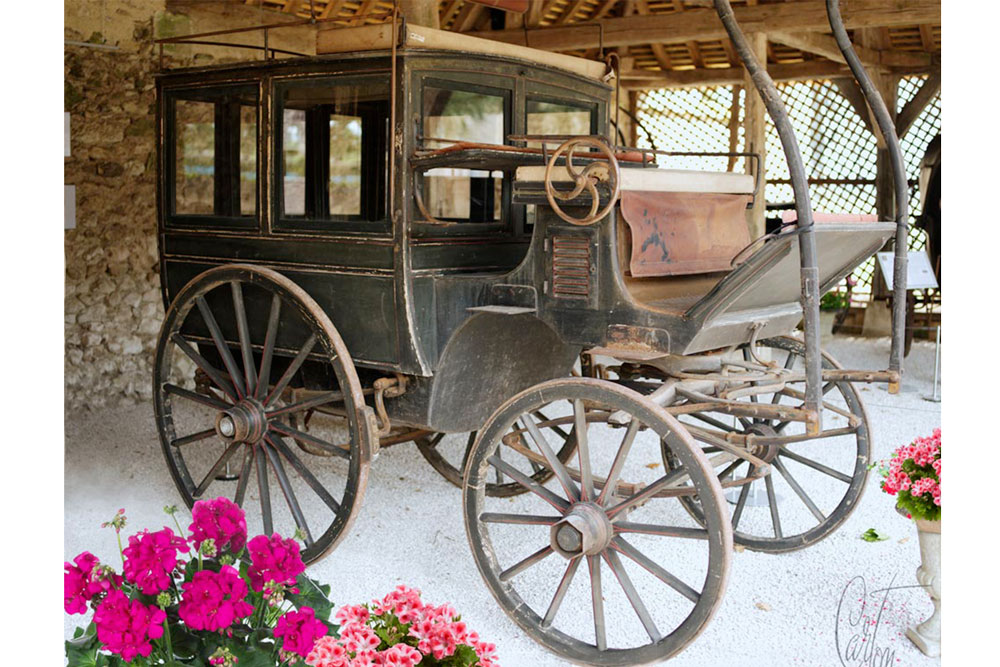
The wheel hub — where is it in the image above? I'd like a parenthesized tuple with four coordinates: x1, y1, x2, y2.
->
(216, 398, 269, 444)
(551, 502, 613, 559)
(746, 423, 779, 462)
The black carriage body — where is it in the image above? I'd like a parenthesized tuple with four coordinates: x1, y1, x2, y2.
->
(157, 48, 889, 433)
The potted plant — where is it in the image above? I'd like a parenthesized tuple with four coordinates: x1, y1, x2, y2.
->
(877, 428, 941, 657)
(819, 289, 851, 336)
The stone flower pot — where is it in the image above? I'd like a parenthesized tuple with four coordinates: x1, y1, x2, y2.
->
(906, 518, 941, 657)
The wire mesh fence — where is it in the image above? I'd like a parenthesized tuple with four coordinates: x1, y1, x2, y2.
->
(635, 76, 941, 304)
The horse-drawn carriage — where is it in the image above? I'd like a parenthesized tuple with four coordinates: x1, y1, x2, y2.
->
(153, 2, 909, 663)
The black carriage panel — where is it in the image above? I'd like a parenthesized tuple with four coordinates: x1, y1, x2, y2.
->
(272, 74, 391, 236)
(163, 82, 261, 231)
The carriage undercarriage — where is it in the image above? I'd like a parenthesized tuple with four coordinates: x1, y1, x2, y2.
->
(152, 0, 910, 663)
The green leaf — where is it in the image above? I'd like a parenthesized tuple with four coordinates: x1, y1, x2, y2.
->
(231, 644, 279, 667)
(861, 528, 889, 542)
(286, 574, 334, 620)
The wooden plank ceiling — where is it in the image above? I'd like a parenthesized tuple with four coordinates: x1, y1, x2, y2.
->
(240, 0, 941, 87)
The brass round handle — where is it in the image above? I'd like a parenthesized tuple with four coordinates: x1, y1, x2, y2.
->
(543, 137, 621, 226)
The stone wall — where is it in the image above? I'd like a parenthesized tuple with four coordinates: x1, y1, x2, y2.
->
(64, 4, 162, 411)
(64, 1, 315, 411)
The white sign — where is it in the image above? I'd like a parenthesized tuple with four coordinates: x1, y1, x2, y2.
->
(877, 250, 939, 290)
(65, 185, 76, 229)
(65, 112, 71, 157)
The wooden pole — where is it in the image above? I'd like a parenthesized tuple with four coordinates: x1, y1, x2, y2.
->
(743, 32, 767, 240)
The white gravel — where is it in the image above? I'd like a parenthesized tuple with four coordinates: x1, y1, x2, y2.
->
(65, 335, 941, 666)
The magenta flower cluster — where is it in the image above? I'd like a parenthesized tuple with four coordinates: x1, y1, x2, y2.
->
(178, 565, 255, 632)
(189, 496, 248, 554)
(92, 589, 166, 663)
(122, 527, 190, 595)
(246, 532, 306, 592)
(64, 552, 122, 615)
(306, 585, 500, 667)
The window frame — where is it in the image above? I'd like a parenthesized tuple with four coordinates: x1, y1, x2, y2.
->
(413, 75, 514, 233)
(164, 82, 261, 230)
(272, 73, 391, 235)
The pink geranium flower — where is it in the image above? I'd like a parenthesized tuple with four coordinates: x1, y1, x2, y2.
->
(247, 533, 305, 592)
(274, 606, 328, 657)
(65, 552, 123, 614)
(382, 644, 422, 667)
(93, 589, 166, 663)
(178, 565, 255, 632)
(122, 527, 189, 595)
(189, 497, 248, 554)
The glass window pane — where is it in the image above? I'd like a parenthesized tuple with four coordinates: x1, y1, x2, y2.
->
(420, 86, 506, 223)
(240, 104, 257, 216)
(329, 115, 361, 216)
(174, 100, 215, 215)
(526, 99, 593, 145)
(283, 109, 306, 216)
(423, 87, 504, 144)
(279, 78, 389, 222)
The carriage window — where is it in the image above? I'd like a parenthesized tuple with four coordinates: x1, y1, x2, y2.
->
(420, 85, 507, 223)
(171, 87, 258, 219)
(278, 77, 388, 225)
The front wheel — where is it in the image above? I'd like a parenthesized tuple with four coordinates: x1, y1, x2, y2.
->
(153, 264, 374, 563)
(463, 378, 730, 665)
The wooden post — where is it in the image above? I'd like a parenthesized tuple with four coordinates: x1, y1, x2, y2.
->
(743, 32, 767, 240)
(399, 0, 440, 28)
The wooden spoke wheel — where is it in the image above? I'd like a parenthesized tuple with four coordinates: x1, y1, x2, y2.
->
(464, 378, 731, 666)
(154, 264, 374, 564)
(415, 412, 577, 497)
(666, 337, 870, 553)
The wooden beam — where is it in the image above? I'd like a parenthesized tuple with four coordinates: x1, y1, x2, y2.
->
(320, 0, 348, 20)
(771, 30, 933, 70)
(896, 71, 941, 137)
(743, 32, 767, 240)
(399, 0, 440, 28)
(557, 0, 590, 25)
(620, 60, 853, 89)
(452, 3, 485, 32)
(592, 0, 619, 21)
(636, 0, 671, 71)
(834, 78, 875, 136)
(467, 0, 941, 52)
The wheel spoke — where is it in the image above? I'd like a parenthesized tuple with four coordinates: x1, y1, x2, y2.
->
(234, 447, 254, 507)
(267, 391, 344, 418)
(521, 414, 579, 502)
(731, 468, 752, 531)
(587, 555, 607, 651)
(772, 457, 827, 523)
(597, 418, 640, 506)
(479, 512, 561, 526)
(164, 383, 230, 411)
(263, 441, 314, 546)
(687, 412, 737, 433)
(230, 282, 258, 396)
(542, 556, 582, 629)
(779, 449, 852, 483)
(764, 472, 782, 538)
(613, 537, 699, 604)
(194, 442, 241, 497)
(256, 445, 273, 535)
(498, 545, 553, 582)
(171, 335, 238, 401)
(715, 458, 743, 482)
(269, 434, 342, 512)
(171, 428, 217, 448)
(573, 400, 595, 501)
(270, 421, 350, 460)
(255, 294, 282, 401)
(607, 465, 691, 519)
(614, 521, 709, 540)
(196, 296, 247, 399)
(487, 455, 570, 512)
(603, 549, 661, 643)
(264, 334, 318, 408)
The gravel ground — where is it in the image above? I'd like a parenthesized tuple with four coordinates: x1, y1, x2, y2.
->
(64, 335, 942, 666)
